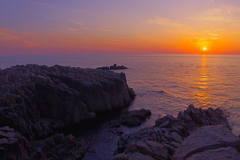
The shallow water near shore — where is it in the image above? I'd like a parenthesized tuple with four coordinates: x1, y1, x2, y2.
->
(1, 53, 240, 157)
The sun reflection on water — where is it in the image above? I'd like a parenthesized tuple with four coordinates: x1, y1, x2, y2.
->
(195, 54, 212, 108)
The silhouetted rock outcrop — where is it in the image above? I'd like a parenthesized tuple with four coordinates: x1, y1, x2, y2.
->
(114, 105, 239, 160)
(97, 64, 128, 70)
(0, 64, 135, 140)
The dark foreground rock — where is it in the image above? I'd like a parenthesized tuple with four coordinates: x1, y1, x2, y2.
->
(173, 125, 240, 160)
(97, 64, 128, 70)
(0, 64, 135, 160)
(114, 105, 240, 160)
(0, 126, 88, 160)
(0, 64, 135, 140)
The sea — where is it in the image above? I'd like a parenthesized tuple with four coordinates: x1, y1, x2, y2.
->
(1, 54, 240, 135)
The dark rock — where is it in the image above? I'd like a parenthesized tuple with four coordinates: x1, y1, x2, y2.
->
(110, 64, 128, 70)
(0, 64, 135, 139)
(113, 153, 128, 160)
(115, 105, 235, 160)
(0, 126, 88, 160)
(0, 126, 30, 160)
(96, 66, 110, 70)
(185, 146, 240, 160)
(173, 125, 240, 160)
(122, 109, 151, 126)
(30, 133, 88, 160)
(127, 152, 155, 160)
(177, 104, 229, 130)
(97, 64, 128, 70)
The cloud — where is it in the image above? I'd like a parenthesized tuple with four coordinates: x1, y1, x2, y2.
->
(195, 5, 240, 24)
(76, 22, 83, 25)
(68, 28, 79, 32)
(70, 20, 84, 26)
(0, 30, 39, 47)
(195, 31, 220, 41)
(148, 18, 185, 27)
(99, 28, 113, 32)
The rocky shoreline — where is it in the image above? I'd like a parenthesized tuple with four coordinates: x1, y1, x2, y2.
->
(0, 64, 135, 159)
(113, 105, 240, 160)
(0, 64, 240, 160)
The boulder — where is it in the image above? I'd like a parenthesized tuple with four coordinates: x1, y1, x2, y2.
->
(115, 105, 233, 160)
(186, 146, 240, 160)
(120, 109, 151, 127)
(127, 152, 155, 160)
(178, 104, 229, 130)
(173, 125, 240, 160)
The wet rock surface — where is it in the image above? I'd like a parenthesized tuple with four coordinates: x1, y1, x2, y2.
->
(114, 105, 240, 160)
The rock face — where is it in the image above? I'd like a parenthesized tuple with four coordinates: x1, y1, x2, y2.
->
(114, 105, 238, 160)
(0, 126, 88, 160)
(0, 64, 135, 140)
(173, 125, 240, 160)
(30, 133, 88, 160)
(0, 126, 29, 160)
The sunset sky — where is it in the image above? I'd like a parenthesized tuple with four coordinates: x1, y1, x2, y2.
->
(1, 0, 240, 55)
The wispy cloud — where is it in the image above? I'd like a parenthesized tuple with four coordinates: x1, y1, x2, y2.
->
(195, 5, 240, 24)
(0, 30, 39, 47)
(136, 35, 167, 44)
(68, 28, 79, 32)
(76, 22, 83, 25)
(195, 31, 220, 41)
(99, 28, 113, 32)
(70, 20, 84, 26)
(148, 18, 185, 27)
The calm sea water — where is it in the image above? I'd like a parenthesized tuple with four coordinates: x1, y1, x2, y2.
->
(1, 54, 240, 135)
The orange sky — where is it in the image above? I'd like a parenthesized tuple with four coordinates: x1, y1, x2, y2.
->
(1, 0, 240, 55)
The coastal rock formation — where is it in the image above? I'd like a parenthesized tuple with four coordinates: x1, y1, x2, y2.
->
(114, 105, 239, 160)
(30, 133, 87, 160)
(97, 64, 128, 70)
(0, 126, 29, 160)
(0, 126, 88, 160)
(173, 125, 240, 160)
(108, 109, 152, 127)
(0, 64, 135, 140)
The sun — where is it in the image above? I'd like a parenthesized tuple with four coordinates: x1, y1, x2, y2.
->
(203, 47, 207, 51)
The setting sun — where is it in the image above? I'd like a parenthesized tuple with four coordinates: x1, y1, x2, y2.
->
(203, 47, 207, 51)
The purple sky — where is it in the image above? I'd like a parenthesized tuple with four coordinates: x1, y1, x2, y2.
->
(1, 0, 240, 55)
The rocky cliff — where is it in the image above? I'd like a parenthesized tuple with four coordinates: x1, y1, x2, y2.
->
(0, 64, 135, 140)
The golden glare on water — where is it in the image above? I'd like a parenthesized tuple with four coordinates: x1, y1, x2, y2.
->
(194, 55, 212, 108)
